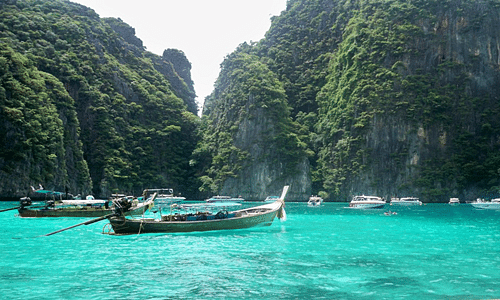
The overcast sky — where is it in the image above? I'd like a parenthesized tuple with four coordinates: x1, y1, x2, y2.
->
(70, 0, 288, 114)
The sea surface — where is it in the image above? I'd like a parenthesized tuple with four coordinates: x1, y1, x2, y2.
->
(1, 201, 499, 299)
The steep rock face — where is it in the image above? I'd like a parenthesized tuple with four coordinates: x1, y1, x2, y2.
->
(0, 44, 92, 198)
(104, 17, 144, 49)
(204, 0, 500, 202)
(161, 49, 197, 114)
(197, 51, 310, 200)
(221, 98, 311, 200)
(318, 0, 500, 201)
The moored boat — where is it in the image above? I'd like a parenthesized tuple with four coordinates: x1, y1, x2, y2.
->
(28, 185, 74, 201)
(308, 195, 323, 206)
(206, 195, 245, 203)
(449, 198, 460, 205)
(106, 186, 289, 235)
(470, 198, 500, 210)
(142, 188, 186, 204)
(17, 192, 154, 218)
(349, 195, 386, 209)
(390, 197, 422, 206)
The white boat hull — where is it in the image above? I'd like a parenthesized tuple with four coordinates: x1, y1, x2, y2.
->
(390, 201, 422, 206)
(350, 203, 386, 209)
(350, 195, 386, 209)
(471, 203, 500, 210)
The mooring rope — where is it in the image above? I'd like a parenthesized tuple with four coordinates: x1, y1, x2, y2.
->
(138, 219, 145, 235)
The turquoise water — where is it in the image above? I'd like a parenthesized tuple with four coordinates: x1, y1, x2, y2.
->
(1, 202, 499, 299)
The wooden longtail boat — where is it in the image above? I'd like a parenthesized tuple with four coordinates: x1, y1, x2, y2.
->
(18, 199, 153, 218)
(16, 192, 154, 218)
(107, 186, 289, 235)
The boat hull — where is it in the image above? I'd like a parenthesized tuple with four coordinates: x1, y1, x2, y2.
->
(206, 199, 245, 203)
(349, 195, 386, 209)
(155, 198, 185, 205)
(390, 201, 422, 206)
(18, 201, 152, 218)
(350, 203, 386, 209)
(109, 202, 282, 234)
(470, 203, 500, 210)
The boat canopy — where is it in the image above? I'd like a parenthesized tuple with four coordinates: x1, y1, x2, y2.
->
(60, 200, 107, 205)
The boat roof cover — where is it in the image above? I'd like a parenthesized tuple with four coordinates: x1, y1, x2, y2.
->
(61, 200, 107, 205)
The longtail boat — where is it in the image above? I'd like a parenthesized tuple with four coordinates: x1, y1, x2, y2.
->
(42, 187, 288, 236)
(25, 184, 75, 201)
(106, 186, 289, 235)
(15, 191, 154, 218)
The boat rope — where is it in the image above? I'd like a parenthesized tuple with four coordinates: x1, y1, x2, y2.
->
(102, 223, 113, 235)
(138, 219, 145, 235)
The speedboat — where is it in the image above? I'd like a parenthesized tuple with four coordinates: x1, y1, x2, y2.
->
(141, 188, 186, 204)
(349, 195, 386, 209)
(449, 198, 460, 205)
(470, 198, 500, 210)
(390, 197, 422, 206)
(206, 195, 245, 203)
(308, 195, 323, 206)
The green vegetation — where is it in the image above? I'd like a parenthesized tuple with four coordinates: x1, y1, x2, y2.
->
(313, 0, 500, 200)
(2, 0, 500, 201)
(200, 0, 500, 201)
(0, 0, 199, 197)
(195, 50, 307, 193)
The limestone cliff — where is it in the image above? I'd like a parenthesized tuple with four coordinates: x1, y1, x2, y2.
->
(318, 0, 500, 201)
(197, 51, 311, 200)
(201, 0, 500, 202)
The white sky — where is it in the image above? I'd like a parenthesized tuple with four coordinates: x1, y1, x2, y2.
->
(70, 0, 288, 114)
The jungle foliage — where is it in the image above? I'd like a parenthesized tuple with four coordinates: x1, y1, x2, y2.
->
(199, 0, 500, 201)
(2, 0, 500, 201)
(195, 50, 308, 194)
(0, 0, 199, 197)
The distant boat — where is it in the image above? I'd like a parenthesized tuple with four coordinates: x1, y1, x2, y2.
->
(390, 197, 422, 206)
(449, 198, 460, 205)
(470, 198, 500, 210)
(308, 195, 323, 206)
(143, 188, 186, 204)
(264, 196, 280, 202)
(106, 186, 290, 235)
(206, 195, 245, 203)
(349, 195, 386, 209)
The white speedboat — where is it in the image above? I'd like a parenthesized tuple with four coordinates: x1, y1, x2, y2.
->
(143, 188, 186, 204)
(449, 198, 460, 205)
(206, 195, 245, 203)
(390, 197, 422, 206)
(349, 195, 386, 209)
(308, 195, 323, 206)
(470, 198, 500, 210)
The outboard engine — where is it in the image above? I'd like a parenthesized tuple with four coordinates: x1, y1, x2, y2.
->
(112, 197, 132, 216)
(20, 197, 32, 208)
